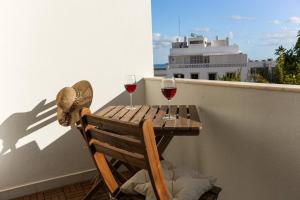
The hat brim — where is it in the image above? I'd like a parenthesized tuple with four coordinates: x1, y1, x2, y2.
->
(57, 107, 80, 127)
(72, 80, 93, 108)
(56, 80, 93, 127)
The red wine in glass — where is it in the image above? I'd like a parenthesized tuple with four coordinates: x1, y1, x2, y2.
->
(124, 75, 137, 110)
(161, 87, 177, 100)
(125, 83, 137, 93)
(161, 77, 177, 120)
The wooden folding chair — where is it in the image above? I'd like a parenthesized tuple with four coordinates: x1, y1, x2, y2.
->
(79, 108, 221, 200)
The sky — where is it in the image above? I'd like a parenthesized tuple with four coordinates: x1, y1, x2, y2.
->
(151, 0, 300, 64)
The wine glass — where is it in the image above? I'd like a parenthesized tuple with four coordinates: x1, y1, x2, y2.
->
(161, 76, 177, 120)
(124, 75, 137, 110)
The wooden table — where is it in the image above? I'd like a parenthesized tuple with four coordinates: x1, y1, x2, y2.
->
(82, 105, 202, 199)
(95, 105, 202, 155)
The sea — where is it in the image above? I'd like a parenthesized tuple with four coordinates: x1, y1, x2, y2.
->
(154, 63, 167, 69)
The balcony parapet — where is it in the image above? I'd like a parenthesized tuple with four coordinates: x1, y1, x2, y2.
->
(145, 77, 300, 93)
(144, 77, 300, 200)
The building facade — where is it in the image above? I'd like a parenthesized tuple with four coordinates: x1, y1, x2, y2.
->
(166, 35, 248, 81)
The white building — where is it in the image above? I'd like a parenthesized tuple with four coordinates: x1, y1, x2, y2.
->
(248, 58, 276, 71)
(166, 35, 248, 81)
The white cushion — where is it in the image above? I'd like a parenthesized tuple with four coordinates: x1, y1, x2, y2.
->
(120, 160, 216, 200)
(120, 169, 150, 194)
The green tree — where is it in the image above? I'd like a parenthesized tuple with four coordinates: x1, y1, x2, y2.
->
(274, 46, 285, 83)
(295, 31, 300, 60)
(275, 45, 286, 56)
(274, 31, 300, 85)
(274, 45, 286, 83)
(253, 74, 269, 83)
(219, 70, 241, 81)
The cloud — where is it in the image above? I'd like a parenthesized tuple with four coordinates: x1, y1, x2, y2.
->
(271, 17, 300, 25)
(194, 27, 210, 33)
(271, 19, 282, 25)
(287, 16, 300, 24)
(261, 28, 298, 46)
(266, 28, 297, 40)
(230, 15, 255, 21)
(152, 33, 171, 49)
(152, 33, 177, 49)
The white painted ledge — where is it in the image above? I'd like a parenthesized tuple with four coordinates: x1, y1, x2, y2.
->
(145, 77, 300, 93)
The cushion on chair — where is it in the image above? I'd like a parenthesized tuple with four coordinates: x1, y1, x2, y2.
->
(120, 161, 217, 200)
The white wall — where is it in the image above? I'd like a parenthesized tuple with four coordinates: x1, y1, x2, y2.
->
(145, 78, 300, 200)
(0, 0, 153, 198)
(209, 54, 247, 65)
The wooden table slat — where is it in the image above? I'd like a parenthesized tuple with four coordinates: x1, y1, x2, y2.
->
(104, 106, 124, 118)
(144, 106, 159, 120)
(120, 105, 142, 122)
(177, 105, 188, 128)
(95, 106, 115, 117)
(152, 105, 168, 129)
(188, 105, 201, 129)
(164, 105, 178, 128)
(130, 106, 151, 123)
(112, 107, 130, 120)
(96, 105, 201, 135)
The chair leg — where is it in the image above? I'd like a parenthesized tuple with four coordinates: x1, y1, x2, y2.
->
(109, 161, 128, 183)
(82, 175, 102, 200)
(82, 158, 135, 200)
(157, 135, 174, 155)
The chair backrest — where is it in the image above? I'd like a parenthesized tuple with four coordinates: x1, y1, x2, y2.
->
(79, 107, 172, 200)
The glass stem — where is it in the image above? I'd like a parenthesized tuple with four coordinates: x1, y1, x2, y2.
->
(130, 93, 133, 109)
(168, 99, 171, 119)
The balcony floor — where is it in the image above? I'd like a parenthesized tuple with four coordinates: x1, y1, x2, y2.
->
(12, 179, 108, 200)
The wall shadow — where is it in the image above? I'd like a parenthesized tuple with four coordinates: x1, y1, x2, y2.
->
(0, 99, 57, 155)
(0, 80, 146, 197)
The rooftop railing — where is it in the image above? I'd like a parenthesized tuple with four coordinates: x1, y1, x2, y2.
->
(169, 63, 247, 69)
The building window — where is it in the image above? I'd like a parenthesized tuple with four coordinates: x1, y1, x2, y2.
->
(208, 73, 217, 80)
(174, 73, 184, 78)
(204, 56, 210, 63)
(189, 40, 203, 45)
(190, 73, 199, 79)
(190, 55, 203, 64)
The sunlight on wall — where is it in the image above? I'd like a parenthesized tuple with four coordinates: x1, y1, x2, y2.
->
(0, 139, 3, 153)
(16, 120, 69, 151)
(0, 99, 60, 156)
(0, 139, 11, 156)
(2, 149, 11, 156)
(0, 0, 153, 195)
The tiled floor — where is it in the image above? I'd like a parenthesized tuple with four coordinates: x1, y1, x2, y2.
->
(11, 180, 109, 200)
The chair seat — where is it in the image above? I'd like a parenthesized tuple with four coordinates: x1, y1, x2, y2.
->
(120, 160, 221, 200)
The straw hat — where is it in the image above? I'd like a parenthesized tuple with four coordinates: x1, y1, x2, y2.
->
(56, 80, 93, 126)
